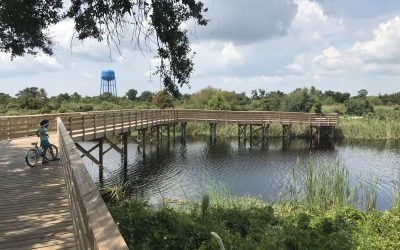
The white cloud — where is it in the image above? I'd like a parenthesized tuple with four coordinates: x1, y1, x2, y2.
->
(0, 53, 63, 77)
(290, 0, 343, 37)
(49, 20, 75, 49)
(197, 0, 297, 44)
(223, 75, 285, 89)
(350, 16, 400, 63)
(191, 41, 244, 77)
(285, 15, 400, 92)
(49, 19, 130, 62)
(217, 43, 242, 65)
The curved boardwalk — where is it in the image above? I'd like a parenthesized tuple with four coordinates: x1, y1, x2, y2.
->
(0, 135, 76, 250)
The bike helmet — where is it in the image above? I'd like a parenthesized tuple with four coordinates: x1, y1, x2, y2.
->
(40, 119, 49, 127)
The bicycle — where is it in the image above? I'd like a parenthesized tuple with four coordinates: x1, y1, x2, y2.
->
(25, 142, 59, 167)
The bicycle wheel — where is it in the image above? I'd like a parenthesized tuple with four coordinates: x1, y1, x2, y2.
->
(25, 149, 38, 167)
(44, 144, 59, 161)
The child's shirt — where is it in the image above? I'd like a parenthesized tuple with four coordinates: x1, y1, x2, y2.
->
(38, 127, 48, 142)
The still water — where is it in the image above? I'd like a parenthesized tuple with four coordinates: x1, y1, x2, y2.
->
(82, 137, 400, 210)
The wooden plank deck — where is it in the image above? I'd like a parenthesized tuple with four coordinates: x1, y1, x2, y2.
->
(0, 135, 77, 250)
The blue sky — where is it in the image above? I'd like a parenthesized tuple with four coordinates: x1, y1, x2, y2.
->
(0, 0, 399, 97)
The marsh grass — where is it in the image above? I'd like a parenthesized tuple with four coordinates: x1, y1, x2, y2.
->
(182, 123, 309, 138)
(105, 158, 400, 250)
(282, 159, 380, 212)
(338, 117, 400, 139)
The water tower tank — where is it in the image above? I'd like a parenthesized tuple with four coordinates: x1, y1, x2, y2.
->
(100, 69, 117, 96)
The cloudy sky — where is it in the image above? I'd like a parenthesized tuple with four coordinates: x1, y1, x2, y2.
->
(1, 0, 400, 97)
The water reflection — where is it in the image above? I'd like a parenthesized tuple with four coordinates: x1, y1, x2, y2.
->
(81, 137, 400, 210)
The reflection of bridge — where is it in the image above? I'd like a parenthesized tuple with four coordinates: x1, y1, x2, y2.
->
(0, 109, 338, 248)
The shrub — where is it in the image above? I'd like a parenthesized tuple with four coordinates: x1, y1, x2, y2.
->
(345, 98, 374, 116)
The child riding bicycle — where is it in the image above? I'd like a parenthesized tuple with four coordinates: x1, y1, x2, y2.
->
(36, 119, 52, 164)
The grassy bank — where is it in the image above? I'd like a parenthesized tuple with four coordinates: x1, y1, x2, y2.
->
(105, 159, 400, 249)
(109, 199, 400, 249)
(338, 117, 400, 140)
(337, 107, 400, 140)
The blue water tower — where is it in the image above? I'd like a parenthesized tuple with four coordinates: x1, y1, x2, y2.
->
(100, 70, 117, 96)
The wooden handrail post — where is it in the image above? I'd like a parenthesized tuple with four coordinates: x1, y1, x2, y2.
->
(129, 111, 132, 129)
(26, 117, 29, 136)
(113, 113, 116, 134)
(103, 114, 106, 137)
(140, 111, 143, 129)
(82, 115, 86, 139)
(94, 115, 97, 139)
(69, 116, 73, 135)
(121, 112, 124, 131)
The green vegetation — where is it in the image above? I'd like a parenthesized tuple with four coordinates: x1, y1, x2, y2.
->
(338, 107, 400, 139)
(105, 159, 400, 249)
(1, 86, 400, 140)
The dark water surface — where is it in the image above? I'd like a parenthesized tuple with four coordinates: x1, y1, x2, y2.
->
(82, 137, 400, 210)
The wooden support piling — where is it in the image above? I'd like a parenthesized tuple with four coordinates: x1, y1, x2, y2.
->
(243, 125, 247, 146)
(156, 126, 160, 149)
(173, 124, 176, 144)
(181, 122, 187, 144)
(122, 133, 128, 180)
(99, 138, 104, 184)
(249, 125, 253, 147)
(167, 125, 171, 143)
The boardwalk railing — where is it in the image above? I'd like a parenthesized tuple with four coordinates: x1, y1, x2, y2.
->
(58, 118, 128, 250)
(1, 109, 338, 140)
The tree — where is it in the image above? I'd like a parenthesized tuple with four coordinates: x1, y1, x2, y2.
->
(285, 88, 313, 112)
(56, 93, 71, 102)
(251, 90, 259, 100)
(138, 91, 154, 102)
(126, 89, 138, 101)
(358, 89, 368, 98)
(207, 93, 232, 110)
(0, 0, 62, 57)
(71, 92, 81, 101)
(345, 99, 374, 116)
(313, 102, 322, 113)
(152, 90, 173, 109)
(0, 92, 11, 105)
(0, 1, 208, 96)
(324, 90, 350, 103)
(15, 87, 48, 109)
(379, 92, 400, 105)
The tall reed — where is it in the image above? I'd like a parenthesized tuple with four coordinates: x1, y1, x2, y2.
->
(182, 123, 309, 138)
(338, 117, 400, 139)
(284, 159, 379, 212)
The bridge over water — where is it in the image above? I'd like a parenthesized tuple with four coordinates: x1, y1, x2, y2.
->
(0, 109, 338, 249)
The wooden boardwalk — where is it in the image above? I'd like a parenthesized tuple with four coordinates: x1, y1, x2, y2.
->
(0, 109, 339, 141)
(0, 135, 77, 250)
